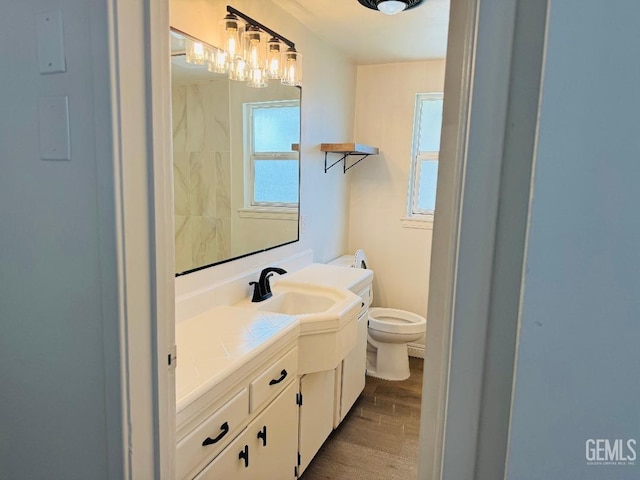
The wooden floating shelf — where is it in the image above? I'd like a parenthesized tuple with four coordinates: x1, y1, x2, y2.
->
(320, 143, 379, 173)
(320, 143, 379, 155)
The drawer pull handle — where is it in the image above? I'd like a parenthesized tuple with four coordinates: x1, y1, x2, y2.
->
(269, 369, 288, 385)
(202, 422, 229, 446)
(239, 445, 249, 468)
(257, 425, 267, 446)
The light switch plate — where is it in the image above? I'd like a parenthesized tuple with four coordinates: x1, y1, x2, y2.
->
(39, 96, 71, 161)
(36, 10, 66, 74)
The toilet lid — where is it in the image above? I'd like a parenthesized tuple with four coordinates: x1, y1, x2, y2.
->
(354, 249, 368, 269)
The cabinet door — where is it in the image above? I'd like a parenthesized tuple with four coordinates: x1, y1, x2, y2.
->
(298, 370, 335, 475)
(339, 309, 368, 423)
(194, 381, 298, 480)
(251, 380, 299, 480)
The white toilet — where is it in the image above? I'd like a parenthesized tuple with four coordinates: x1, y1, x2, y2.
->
(329, 250, 427, 381)
(367, 308, 426, 381)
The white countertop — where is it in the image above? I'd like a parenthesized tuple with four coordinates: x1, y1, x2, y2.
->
(176, 305, 298, 413)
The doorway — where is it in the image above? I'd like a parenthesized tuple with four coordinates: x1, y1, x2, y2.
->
(137, 0, 545, 478)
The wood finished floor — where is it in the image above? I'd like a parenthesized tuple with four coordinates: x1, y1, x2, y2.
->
(300, 357, 424, 480)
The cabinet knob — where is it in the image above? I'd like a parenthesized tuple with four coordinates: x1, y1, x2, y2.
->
(238, 445, 249, 468)
(202, 421, 229, 446)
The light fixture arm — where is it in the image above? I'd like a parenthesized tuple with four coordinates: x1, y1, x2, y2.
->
(226, 6, 296, 49)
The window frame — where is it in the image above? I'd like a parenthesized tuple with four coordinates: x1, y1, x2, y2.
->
(406, 92, 444, 224)
(243, 99, 300, 210)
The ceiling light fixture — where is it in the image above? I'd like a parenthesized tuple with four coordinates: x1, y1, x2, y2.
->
(357, 0, 424, 15)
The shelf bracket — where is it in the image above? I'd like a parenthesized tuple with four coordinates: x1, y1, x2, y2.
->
(324, 152, 373, 174)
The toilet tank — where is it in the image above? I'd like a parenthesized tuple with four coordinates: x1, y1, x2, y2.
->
(328, 255, 355, 267)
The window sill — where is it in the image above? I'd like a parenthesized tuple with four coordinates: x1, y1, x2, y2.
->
(238, 208, 298, 220)
(400, 216, 434, 230)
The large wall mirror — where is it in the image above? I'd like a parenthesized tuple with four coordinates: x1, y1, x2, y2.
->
(170, 28, 301, 276)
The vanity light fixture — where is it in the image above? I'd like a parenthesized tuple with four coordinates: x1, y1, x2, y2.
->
(184, 38, 207, 64)
(243, 25, 266, 69)
(208, 48, 229, 74)
(266, 37, 283, 79)
(357, 0, 424, 15)
(220, 12, 241, 59)
(281, 46, 302, 86)
(229, 56, 249, 81)
(217, 6, 302, 87)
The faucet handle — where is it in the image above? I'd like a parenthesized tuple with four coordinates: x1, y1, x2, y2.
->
(249, 281, 262, 303)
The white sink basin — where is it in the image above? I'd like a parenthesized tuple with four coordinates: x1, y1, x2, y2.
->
(232, 279, 362, 374)
(258, 291, 336, 315)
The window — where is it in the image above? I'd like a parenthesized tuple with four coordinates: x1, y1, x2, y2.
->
(244, 100, 300, 210)
(407, 93, 444, 222)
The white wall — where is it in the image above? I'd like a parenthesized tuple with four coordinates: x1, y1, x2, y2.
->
(349, 61, 446, 346)
(171, 0, 356, 296)
(506, 1, 640, 478)
(0, 1, 118, 477)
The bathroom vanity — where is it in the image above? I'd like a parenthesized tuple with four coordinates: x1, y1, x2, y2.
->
(175, 261, 373, 479)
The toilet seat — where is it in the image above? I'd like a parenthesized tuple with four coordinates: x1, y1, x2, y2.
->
(353, 249, 368, 269)
(368, 308, 426, 335)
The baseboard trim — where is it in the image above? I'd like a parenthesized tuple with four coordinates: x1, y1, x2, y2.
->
(408, 343, 425, 359)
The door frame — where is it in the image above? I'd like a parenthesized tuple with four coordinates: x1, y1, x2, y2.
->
(121, 0, 544, 478)
(103, 0, 175, 477)
(419, 0, 545, 479)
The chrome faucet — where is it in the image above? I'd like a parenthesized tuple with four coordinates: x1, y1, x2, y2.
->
(249, 267, 287, 302)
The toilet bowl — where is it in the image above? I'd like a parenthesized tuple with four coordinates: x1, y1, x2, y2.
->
(366, 307, 426, 381)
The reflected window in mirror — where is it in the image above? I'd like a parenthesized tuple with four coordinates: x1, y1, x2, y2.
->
(245, 101, 300, 208)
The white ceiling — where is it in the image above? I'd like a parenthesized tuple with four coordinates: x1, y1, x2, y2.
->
(271, 0, 450, 65)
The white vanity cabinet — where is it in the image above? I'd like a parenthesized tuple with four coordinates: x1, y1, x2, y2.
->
(334, 285, 372, 426)
(177, 342, 299, 480)
(194, 380, 299, 480)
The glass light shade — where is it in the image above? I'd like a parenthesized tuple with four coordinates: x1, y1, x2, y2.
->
(266, 37, 282, 79)
(247, 67, 268, 88)
(229, 56, 248, 81)
(185, 39, 206, 65)
(220, 13, 242, 58)
(242, 26, 266, 70)
(208, 49, 229, 74)
(377, 0, 408, 15)
(281, 48, 302, 86)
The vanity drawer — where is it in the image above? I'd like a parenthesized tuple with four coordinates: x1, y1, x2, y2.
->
(250, 347, 298, 412)
(177, 388, 249, 480)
